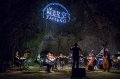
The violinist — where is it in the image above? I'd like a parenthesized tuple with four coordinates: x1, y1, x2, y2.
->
(14, 51, 21, 68)
(45, 52, 56, 73)
(58, 53, 65, 69)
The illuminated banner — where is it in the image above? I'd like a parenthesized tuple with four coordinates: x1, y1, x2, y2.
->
(43, 3, 70, 23)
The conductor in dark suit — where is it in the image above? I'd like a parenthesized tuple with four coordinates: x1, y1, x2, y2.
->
(70, 43, 82, 69)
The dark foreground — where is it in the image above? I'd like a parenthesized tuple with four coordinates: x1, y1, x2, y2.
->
(0, 68, 120, 79)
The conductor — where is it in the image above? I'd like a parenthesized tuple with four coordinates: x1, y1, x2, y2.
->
(70, 43, 82, 69)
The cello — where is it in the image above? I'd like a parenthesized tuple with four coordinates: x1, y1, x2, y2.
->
(87, 56, 94, 71)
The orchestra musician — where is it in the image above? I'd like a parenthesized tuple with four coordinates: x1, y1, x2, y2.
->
(87, 53, 95, 71)
(79, 53, 85, 68)
(45, 52, 56, 73)
(98, 44, 111, 72)
(15, 51, 19, 59)
(14, 51, 21, 67)
(23, 50, 31, 70)
(58, 53, 66, 69)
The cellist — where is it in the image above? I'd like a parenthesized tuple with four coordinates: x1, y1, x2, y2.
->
(87, 52, 95, 71)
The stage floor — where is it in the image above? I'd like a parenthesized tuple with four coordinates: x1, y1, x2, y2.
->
(0, 67, 120, 79)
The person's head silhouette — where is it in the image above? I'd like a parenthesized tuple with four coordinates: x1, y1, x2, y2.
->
(74, 43, 78, 47)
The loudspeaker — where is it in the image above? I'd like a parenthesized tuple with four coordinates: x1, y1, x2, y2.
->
(71, 68, 86, 79)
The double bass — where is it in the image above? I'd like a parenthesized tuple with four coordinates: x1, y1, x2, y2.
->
(102, 49, 110, 71)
